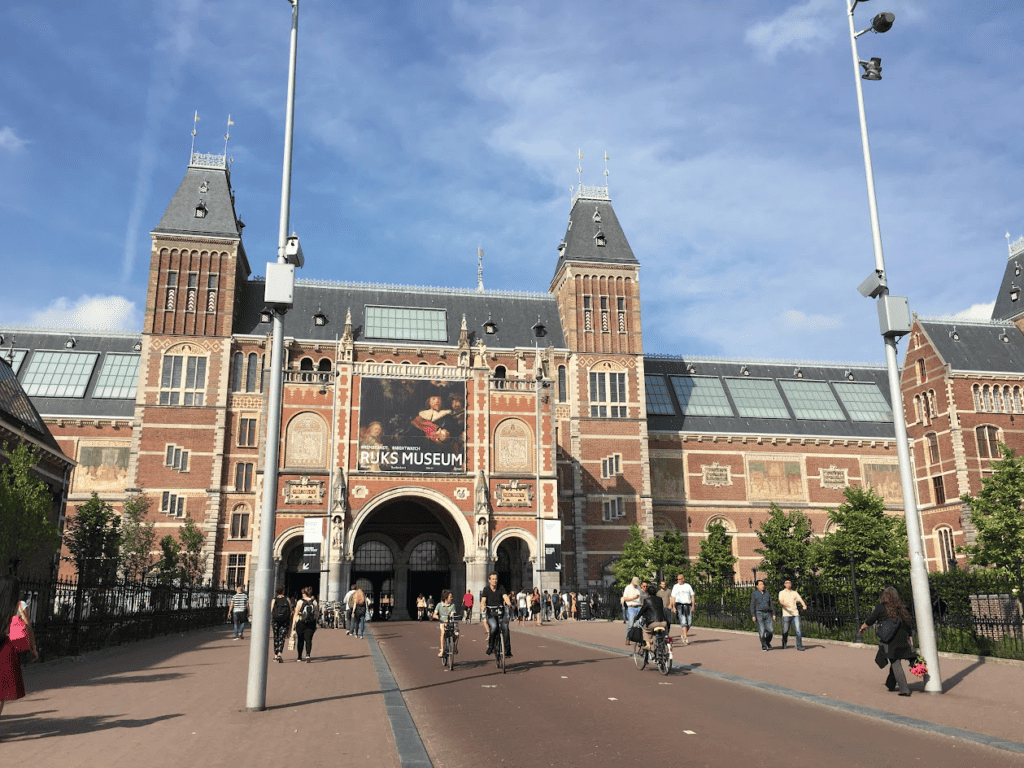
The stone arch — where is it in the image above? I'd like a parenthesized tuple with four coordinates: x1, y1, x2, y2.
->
(705, 515, 736, 533)
(284, 411, 328, 468)
(273, 525, 305, 561)
(490, 527, 537, 562)
(347, 486, 474, 557)
(351, 535, 399, 568)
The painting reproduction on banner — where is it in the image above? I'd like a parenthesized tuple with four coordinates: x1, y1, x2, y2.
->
(358, 378, 466, 473)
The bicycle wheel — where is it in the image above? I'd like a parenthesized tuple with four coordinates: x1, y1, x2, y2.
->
(444, 634, 454, 671)
(658, 650, 672, 676)
(633, 642, 647, 670)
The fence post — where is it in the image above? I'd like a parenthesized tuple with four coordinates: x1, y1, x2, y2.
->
(849, 554, 863, 643)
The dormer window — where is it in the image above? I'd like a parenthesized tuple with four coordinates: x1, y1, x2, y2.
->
(313, 310, 327, 327)
(1011, 285, 1020, 302)
(200, 180, 209, 193)
(194, 201, 207, 218)
(594, 229, 606, 247)
(592, 208, 602, 223)
(483, 316, 497, 335)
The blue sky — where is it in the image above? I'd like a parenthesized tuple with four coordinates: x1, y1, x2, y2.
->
(1, 1, 1021, 364)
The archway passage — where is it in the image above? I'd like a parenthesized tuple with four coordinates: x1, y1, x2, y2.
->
(283, 540, 320, 602)
(496, 537, 531, 593)
(353, 496, 465, 621)
(351, 541, 394, 621)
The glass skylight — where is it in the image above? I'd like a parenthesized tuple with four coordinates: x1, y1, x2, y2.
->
(4, 349, 27, 374)
(833, 381, 893, 422)
(365, 306, 447, 342)
(671, 376, 734, 417)
(724, 378, 790, 419)
(93, 354, 140, 399)
(779, 380, 846, 421)
(0, 359, 45, 432)
(21, 351, 99, 398)
(645, 375, 676, 415)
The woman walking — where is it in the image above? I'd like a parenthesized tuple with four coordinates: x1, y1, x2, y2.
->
(292, 586, 319, 663)
(861, 586, 917, 696)
(352, 587, 368, 639)
(1, 578, 37, 721)
(270, 585, 292, 663)
(531, 588, 542, 626)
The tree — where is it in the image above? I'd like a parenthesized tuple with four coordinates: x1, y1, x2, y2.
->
(63, 493, 121, 585)
(613, 525, 651, 589)
(0, 443, 61, 575)
(813, 486, 909, 597)
(119, 492, 156, 580)
(178, 518, 206, 585)
(646, 528, 691, 583)
(155, 535, 181, 583)
(695, 522, 737, 584)
(754, 504, 814, 585)
(959, 444, 1024, 575)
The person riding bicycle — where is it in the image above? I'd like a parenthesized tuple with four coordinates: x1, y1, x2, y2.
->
(432, 589, 459, 657)
(634, 584, 671, 651)
(481, 571, 513, 658)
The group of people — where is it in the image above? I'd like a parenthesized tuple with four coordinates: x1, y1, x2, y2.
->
(622, 573, 697, 645)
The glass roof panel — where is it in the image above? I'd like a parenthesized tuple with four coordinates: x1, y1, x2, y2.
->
(6, 349, 27, 374)
(21, 351, 99, 398)
(0, 358, 45, 432)
(645, 375, 676, 415)
(779, 380, 846, 421)
(670, 376, 734, 417)
(724, 378, 790, 419)
(364, 306, 447, 342)
(833, 381, 893, 422)
(93, 354, 140, 399)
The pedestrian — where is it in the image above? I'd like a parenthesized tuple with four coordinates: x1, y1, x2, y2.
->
(571, 591, 579, 621)
(531, 588, 542, 625)
(517, 588, 528, 624)
(656, 579, 673, 620)
(270, 584, 292, 663)
(622, 577, 642, 636)
(778, 579, 808, 651)
(462, 588, 474, 623)
(1, 578, 37, 722)
(860, 586, 917, 696)
(343, 583, 357, 634)
(416, 593, 427, 621)
(352, 586, 368, 639)
(749, 579, 776, 651)
(562, 589, 571, 621)
(427, 594, 435, 617)
(670, 573, 696, 644)
(292, 586, 319, 662)
(228, 585, 249, 639)
(551, 589, 562, 621)
(543, 590, 553, 621)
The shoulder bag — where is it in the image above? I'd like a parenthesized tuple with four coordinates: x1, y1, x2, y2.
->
(876, 616, 900, 644)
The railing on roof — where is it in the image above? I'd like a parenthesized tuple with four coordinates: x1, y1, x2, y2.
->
(189, 152, 227, 170)
(644, 352, 886, 369)
(249, 276, 550, 301)
(572, 184, 611, 204)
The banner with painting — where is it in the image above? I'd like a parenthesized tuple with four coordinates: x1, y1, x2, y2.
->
(357, 378, 466, 473)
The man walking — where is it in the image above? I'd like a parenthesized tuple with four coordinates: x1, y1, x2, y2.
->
(228, 585, 249, 640)
(749, 579, 776, 651)
(670, 573, 696, 644)
(622, 577, 643, 636)
(778, 579, 808, 651)
(343, 583, 356, 635)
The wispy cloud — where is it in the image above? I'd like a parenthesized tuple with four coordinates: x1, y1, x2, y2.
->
(950, 301, 995, 321)
(26, 296, 141, 332)
(781, 309, 844, 332)
(745, 0, 835, 62)
(0, 126, 28, 152)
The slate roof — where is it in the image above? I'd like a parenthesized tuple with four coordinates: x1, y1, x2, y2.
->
(152, 160, 243, 241)
(643, 355, 897, 439)
(553, 193, 639, 279)
(0, 356, 63, 454)
(990, 254, 1024, 322)
(917, 318, 1024, 374)
(0, 328, 141, 419)
(234, 279, 568, 350)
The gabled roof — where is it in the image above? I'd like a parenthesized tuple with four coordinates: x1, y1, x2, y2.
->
(917, 318, 1024, 374)
(0, 356, 64, 455)
(234, 279, 568, 350)
(152, 156, 243, 241)
(991, 249, 1024, 322)
(643, 355, 896, 439)
(552, 192, 639, 279)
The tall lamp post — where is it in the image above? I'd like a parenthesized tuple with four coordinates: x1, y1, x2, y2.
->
(846, 0, 942, 692)
(247, 0, 303, 711)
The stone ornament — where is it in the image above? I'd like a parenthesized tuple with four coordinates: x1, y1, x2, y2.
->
(494, 479, 534, 507)
(819, 465, 848, 489)
(283, 475, 325, 505)
(701, 462, 732, 488)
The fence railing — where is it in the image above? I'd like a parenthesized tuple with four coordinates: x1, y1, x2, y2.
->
(16, 573, 236, 662)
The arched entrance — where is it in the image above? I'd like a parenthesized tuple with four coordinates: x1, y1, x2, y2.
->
(351, 540, 395, 621)
(495, 536, 532, 593)
(282, 538, 320, 601)
(349, 492, 469, 620)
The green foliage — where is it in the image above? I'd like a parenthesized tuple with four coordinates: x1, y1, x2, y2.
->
(156, 535, 181, 583)
(0, 443, 61, 574)
(754, 504, 814, 585)
(119, 492, 156, 580)
(63, 493, 122, 585)
(178, 518, 206, 585)
(813, 486, 909, 597)
(959, 444, 1024, 576)
(696, 521, 738, 584)
(647, 528, 691, 583)
(613, 525, 651, 589)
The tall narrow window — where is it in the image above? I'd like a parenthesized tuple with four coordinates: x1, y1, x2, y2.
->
(936, 527, 956, 571)
(973, 384, 982, 411)
(231, 352, 244, 392)
(206, 274, 218, 312)
(928, 390, 937, 418)
(557, 365, 567, 402)
(239, 417, 257, 447)
(976, 425, 999, 459)
(165, 271, 177, 311)
(932, 476, 946, 505)
(230, 509, 250, 539)
(926, 433, 939, 464)
(246, 353, 258, 392)
(227, 554, 247, 587)
(235, 462, 254, 492)
(600, 296, 609, 332)
(186, 273, 198, 313)
(617, 296, 626, 333)
(917, 359, 926, 384)
(583, 296, 592, 331)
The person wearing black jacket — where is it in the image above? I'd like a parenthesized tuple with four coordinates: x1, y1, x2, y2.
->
(749, 580, 776, 651)
(634, 585, 671, 651)
(860, 586, 917, 696)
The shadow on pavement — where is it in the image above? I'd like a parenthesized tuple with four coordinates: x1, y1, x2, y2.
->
(940, 658, 985, 692)
(2, 712, 183, 741)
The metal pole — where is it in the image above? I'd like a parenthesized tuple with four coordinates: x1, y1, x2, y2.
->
(246, 0, 299, 712)
(846, 0, 942, 692)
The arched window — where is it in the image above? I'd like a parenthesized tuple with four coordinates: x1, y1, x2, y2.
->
(977, 425, 999, 459)
(913, 395, 922, 424)
(993, 387, 1003, 413)
(353, 541, 394, 571)
(159, 346, 208, 406)
(231, 352, 244, 392)
(935, 527, 956, 571)
(230, 504, 250, 539)
(246, 353, 258, 392)
(408, 541, 450, 571)
(557, 365, 567, 403)
(1004, 387, 1013, 413)
(973, 384, 982, 411)
(984, 385, 994, 412)
(1015, 386, 1023, 413)
(926, 433, 939, 465)
(589, 360, 627, 418)
(917, 359, 926, 384)
(317, 359, 332, 371)
(494, 365, 506, 389)
(928, 390, 937, 418)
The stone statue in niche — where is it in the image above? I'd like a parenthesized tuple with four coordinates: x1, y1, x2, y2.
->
(331, 514, 344, 550)
(474, 470, 490, 550)
(477, 516, 488, 549)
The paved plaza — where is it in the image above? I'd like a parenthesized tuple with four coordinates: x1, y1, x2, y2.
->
(4, 619, 1023, 767)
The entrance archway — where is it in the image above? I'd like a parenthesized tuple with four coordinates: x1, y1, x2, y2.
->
(282, 538, 320, 601)
(495, 536, 532, 593)
(351, 539, 396, 621)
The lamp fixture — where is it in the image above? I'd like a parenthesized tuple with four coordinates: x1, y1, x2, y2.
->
(65, 337, 76, 349)
(259, 307, 273, 324)
(860, 57, 883, 80)
(793, 367, 803, 378)
(1011, 285, 1020, 302)
(845, 369, 855, 381)
(871, 12, 895, 34)
(194, 200, 208, 218)
(740, 365, 750, 376)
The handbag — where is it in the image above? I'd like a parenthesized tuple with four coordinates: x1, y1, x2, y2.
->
(627, 624, 644, 644)
(876, 616, 900, 644)
(9, 615, 31, 653)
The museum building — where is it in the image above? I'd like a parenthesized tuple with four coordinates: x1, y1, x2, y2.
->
(5, 145, 996, 610)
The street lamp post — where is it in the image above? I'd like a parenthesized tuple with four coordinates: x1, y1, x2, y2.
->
(846, 0, 942, 692)
(246, 0, 302, 711)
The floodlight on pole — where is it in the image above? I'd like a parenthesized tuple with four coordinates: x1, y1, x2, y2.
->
(845, 0, 943, 693)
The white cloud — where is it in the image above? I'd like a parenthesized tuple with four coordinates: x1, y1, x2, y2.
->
(950, 301, 995, 321)
(781, 309, 844, 332)
(27, 296, 140, 332)
(744, 0, 835, 62)
(0, 126, 28, 152)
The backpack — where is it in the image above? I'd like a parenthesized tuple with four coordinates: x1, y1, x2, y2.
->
(272, 597, 291, 623)
(300, 600, 317, 626)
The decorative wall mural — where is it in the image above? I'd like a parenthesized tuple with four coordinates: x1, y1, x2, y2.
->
(651, 456, 685, 498)
(285, 413, 327, 468)
(863, 462, 902, 505)
(73, 441, 130, 494)
(745, 457, 804, 502)
(494, 419, 532, 472)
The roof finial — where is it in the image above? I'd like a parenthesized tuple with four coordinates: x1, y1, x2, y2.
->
(477, 246, 485, 293)
(604, 150, 610, 193)
(189, 110, 200, 160)
(223, 114, 234, 157)
(577, 148, 584, 188)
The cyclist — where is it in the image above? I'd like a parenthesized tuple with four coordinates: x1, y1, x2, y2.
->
(481, 572, 513, 657)
(432, 589, 458, 657)
(634, 584, 671, 651)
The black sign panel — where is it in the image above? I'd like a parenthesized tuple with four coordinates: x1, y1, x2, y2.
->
(301, 542, 321, 571)
(544, 543, 562, 572)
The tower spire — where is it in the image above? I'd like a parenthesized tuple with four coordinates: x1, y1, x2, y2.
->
(577, 148, 584, 188)
(223, 114, 234, 157)
(604, 150, 610, 194)
(477, 246, 484, 292)
(189, 110, 200, 160)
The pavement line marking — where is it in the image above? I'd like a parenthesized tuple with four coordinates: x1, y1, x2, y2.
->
(515, 628, 1024, 758)
(366, 627, 434, 768)
(684, 730, 696, 735)
(608, 697, 617, 700)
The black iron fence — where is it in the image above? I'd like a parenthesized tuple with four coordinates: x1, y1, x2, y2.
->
(16, 573, 236, 662)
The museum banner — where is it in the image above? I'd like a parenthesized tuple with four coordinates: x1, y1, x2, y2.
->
(357, 377, 466, 473)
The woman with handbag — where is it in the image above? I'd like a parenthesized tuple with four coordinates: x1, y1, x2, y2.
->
(861, 586, 917, 696)
(292, 586, 319, 663)
(1, 578, 38, 720)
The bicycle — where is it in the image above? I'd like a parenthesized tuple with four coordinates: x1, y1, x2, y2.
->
(440, 614, 460, 671)
(633, 625, 673, 675)
(486, 606, 509, 674)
